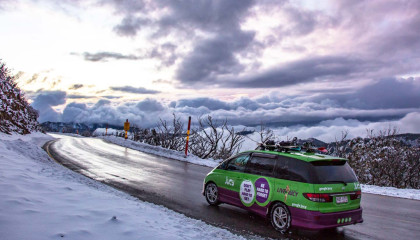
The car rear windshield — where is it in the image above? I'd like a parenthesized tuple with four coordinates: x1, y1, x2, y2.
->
(311, 160, 358, 184)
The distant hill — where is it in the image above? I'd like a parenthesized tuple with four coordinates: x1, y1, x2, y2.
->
(40, 122, 123, 135)
(0, 61, 39, 134)
(327, 133, 420, 154)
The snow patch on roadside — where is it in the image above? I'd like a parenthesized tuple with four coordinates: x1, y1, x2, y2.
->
(0, 132, 246, 240)
(361, 184, 420, 200)
(99, 135, 221, 168)
(98, 135, 420, 201)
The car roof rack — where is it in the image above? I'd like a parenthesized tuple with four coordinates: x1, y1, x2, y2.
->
(255, 138, 325, 153)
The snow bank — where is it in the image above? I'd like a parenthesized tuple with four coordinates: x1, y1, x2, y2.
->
(98, 135, 420, 201)
(361, 184, 420, 200)
(99, 135, 222, 168)
(92, 128, 120, 137)
(0, 132, 245, 240)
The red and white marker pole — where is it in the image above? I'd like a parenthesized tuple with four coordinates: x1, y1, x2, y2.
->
(185, 116, 191, 157)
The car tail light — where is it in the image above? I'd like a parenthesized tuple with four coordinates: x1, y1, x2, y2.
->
(303, 193, 333, 202)
(350, 190, 361, 200)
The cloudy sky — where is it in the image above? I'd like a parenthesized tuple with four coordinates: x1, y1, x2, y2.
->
(1, 0, 419, 141)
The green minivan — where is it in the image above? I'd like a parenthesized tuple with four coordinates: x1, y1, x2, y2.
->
(203, 148, 363, 233)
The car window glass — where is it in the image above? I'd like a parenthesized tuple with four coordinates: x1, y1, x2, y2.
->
(311, 161, 358, 183)
(275, 156, 288, 179)
(246, 155, 276, 177)
(275, 156, 314, 183)
(217, 158, 232, 170)
(226, 154, 250, 172)
(287, 159, 313, 183)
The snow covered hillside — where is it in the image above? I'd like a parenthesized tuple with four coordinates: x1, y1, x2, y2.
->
(0, 61, 39, 135)
(0, 133, 246, 240)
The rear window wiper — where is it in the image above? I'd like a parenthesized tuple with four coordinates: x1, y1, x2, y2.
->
(326, 180, 347, 186)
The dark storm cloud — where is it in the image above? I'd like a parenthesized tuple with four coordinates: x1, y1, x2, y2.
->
(30, 90, 66, 122)
(101, 95, 122, 99)
(147, 43, 178, 67)
(80, 52, 141, 62)
(152, 79, 173, 84)
(157, 0, 254, 32)
(136, 98, 164, 112)
(171, 98, 231, 111)
(352, 78, 420, 109)
(313, 77, 420, 110)
(103, 0, 260, 85)
(113, 16, 151, 37)
(281, 5, 333, 37)
(222, 56, 370, 88)
(69, 84, 84, 90)
(67, 94, 95, 99)
(176, 30, 255, 84)
(94, 99, 111, 107)
(110, 86, 160, 94)
(167, 0, 258, 85)
(62, 102, 87, 122)
(78, 43, 177, 66)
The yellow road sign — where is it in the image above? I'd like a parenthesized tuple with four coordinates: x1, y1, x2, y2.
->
(124, 120, 130, 131)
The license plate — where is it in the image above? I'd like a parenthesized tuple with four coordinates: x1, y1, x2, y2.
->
(336, 196, 348, 204)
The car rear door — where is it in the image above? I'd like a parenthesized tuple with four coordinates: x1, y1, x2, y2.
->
(311, 160, 361, 213)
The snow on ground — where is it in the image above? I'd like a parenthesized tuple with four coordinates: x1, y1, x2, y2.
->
(92, 128, 120, 137)
(0, 132, 246, 240)
(361, 184, 420, 200)
(98, 135, 420, 201)
(99, 135, 222, 168)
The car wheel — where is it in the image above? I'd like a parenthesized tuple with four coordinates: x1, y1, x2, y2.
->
(270, 202, 291, 233)
(205, 182, 220, 206)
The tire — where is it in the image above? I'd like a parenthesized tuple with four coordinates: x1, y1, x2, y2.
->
(205, 182, 220, 206)
(270, 202, 291, 233)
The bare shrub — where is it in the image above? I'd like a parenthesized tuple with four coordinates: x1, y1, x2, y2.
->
(156, 113, 185, 151)
(189, 115, 244, 159)
(257, 121, 275, 144)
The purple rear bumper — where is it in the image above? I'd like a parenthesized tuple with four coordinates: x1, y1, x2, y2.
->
(289, 206, 363, 230)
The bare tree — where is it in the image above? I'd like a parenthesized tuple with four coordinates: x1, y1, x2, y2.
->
(189, 115, 244, 160)
(216, 126, 245, 160)
(257, 121, 274, 144)
(156, 113, 185, 151)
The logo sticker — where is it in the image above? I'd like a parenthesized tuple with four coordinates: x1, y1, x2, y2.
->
(353, 182, 361, 190)
(319, 187, 333, 191)
(225, 176, 234, 186)
(240, 180, 255, 205)
(292, 203, 307, 209)
(255, 178, 270, 204)
(277, 186, 298, 203)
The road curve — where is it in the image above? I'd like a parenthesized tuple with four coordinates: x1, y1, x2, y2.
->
(44, 136, 420, 240)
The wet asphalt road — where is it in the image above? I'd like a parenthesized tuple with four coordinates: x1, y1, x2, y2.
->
(44, 136, 420, 240)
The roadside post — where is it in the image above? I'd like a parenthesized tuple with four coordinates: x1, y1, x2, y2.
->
(105, 123, 108, 136)
(185, 116, 191, 157)
(124, 119, 130, 140)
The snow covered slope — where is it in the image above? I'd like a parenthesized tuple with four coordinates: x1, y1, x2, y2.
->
(0, 62, 39, 135)
(0, 133, 245, 240)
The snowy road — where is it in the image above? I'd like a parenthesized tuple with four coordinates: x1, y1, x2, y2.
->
(45, 136, 420, 240)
